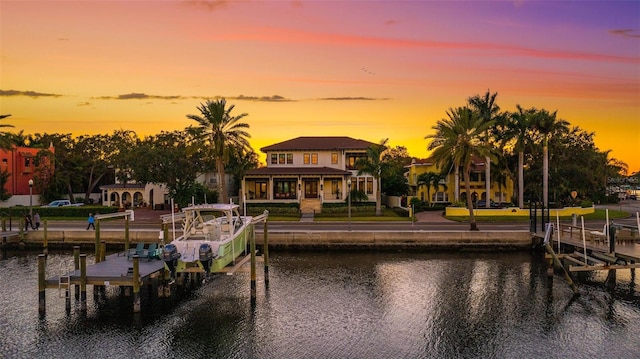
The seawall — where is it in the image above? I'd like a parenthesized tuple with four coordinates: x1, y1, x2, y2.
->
(11, 229, 534, 251)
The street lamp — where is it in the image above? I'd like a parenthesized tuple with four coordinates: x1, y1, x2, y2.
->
(347, 179, 351, 231)
(28, 179, 34, 217)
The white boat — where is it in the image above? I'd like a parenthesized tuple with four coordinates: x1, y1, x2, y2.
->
(161, 204, 253, 275)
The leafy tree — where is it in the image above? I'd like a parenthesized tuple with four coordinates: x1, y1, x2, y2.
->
(0, 169, 11, 201)
(0, 114, 14, 150)
(227, 146, 260, 198)
(426, 107, 495, 230)
(131, 130, 205, 207)
(380, 145, 410, 196)
(187, 99, 251, 203)
(355, 138, 388, 216)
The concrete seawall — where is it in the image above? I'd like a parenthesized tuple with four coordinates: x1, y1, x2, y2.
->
(14, 230, 534, 250)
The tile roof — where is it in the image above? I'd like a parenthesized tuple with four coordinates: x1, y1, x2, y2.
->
(99, 183, 146, 190)
(245, 167, 352, 176)
(260, 136, 378, 152)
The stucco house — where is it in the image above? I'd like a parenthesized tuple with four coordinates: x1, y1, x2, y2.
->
(242, 136, 380, 213)
(405, 157, 514, 205)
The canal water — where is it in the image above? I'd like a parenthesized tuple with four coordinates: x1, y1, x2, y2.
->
(1, 250, 639, 358)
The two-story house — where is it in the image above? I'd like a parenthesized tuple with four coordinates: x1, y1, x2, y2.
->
(405, 157, 514, 205)
(242, 136, 379, 213)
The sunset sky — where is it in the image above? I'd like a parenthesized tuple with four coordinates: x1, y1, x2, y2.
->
(1, 0, 639, 173)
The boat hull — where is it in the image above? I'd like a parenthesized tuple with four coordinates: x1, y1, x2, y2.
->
(165, 221, 252, 275)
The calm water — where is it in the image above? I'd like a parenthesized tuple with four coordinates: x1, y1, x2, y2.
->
(0, 249, 639, 359)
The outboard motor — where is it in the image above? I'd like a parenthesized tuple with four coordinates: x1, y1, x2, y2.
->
(199, 244, 213, 273)
(163, 244, 180, 277)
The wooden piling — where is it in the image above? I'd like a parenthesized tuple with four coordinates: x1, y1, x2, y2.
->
(250, 226, 257, 301)
(80, 254, 87, 312)
(125, 216, 130, 252)
(263, 220, 269, 286)
(73, 246, 80, 300)
(101, 241, 106, 262)
(133, 255, 140, 313)
(43, 219, 48, 258)
(94, 220, 101, 262)
(38, 254, 46, 315)
(545, 243, 579, 295)
(609, 225, 616, 254)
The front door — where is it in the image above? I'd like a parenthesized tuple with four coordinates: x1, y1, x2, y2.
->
(304, 180, 318, 199)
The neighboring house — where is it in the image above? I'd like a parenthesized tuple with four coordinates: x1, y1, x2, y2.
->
(100, 172, 229, 210)
(0, 145, 55, 207)
(405, 157, 514, 205)
(243, 136, 379, 213)
(99, 182, 169, 209)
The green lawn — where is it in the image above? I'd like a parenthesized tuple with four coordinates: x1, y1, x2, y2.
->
(445, 208, 630, 222)
(314, 208, 410, 222)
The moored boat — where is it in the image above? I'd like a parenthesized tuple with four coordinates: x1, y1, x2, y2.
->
(161, 204, 253, 276)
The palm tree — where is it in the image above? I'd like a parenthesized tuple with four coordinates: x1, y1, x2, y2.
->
(417, 171, 447, 206)
(426, 107, 495, 231)
(531, 109, 569, 209)
(502, 105, 535, 208)
(356, 138, 388, 216)
(468, 91, 501, 208)
(187, 99, 251, 203)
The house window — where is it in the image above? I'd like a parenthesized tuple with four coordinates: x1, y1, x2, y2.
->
(304, 153, 310, 164)
(25, 157, 31, 167)
(346, 154, 367, 170)
(311, 153, 318, 164)
(358, 177, 365, 193)
(433, 192, 449, 202)
(279, 153, 285, 164)
(366, 177, 373, 195)
(287, 153, 293, 164)
(331, 180, 340, 199)
(271, 154, 277, 165)
(274, 179, 297, 199)
(331, 153, 338, 164)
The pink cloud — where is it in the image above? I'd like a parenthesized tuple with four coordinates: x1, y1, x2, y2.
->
(207, 27, 639, 64)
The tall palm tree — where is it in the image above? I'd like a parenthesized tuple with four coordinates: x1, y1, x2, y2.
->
(468, 91, 501, 208)
(531, 109, 569, 209)
(187, 99, 251, 203)
(426, 107, 495, 231)
(502, 105, 535, 208)
(356, 138, 388, 216)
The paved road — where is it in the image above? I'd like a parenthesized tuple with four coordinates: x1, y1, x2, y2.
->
(12, 201, 640, 233)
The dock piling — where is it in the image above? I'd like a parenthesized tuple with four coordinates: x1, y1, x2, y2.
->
(250, 226, 256, 303)
(80, 254, 87, 312)
(38, 254, 46, 315)
(94, 220, 101, 262)
(263, 220, 269, 287)
(133, 255, 140, 313)
(73, 246, 80, 300)
(43, 219, 48, 258)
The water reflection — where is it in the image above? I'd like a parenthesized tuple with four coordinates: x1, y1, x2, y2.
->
(0, 250, 638, 358)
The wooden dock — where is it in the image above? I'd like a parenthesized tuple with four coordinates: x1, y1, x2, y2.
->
(38, 212, 271, 316)
(542, 222, 639, 280)
(44, 252, 166, 288)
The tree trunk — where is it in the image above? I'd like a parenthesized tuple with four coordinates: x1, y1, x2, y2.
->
(543, 141, 548, 209)
(375, 175, 382, 216)
(217, 158, 226, 203)
(464, 168, 478, 231)
(485, 156, 491, 208)
(518, 151, 524, 209)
